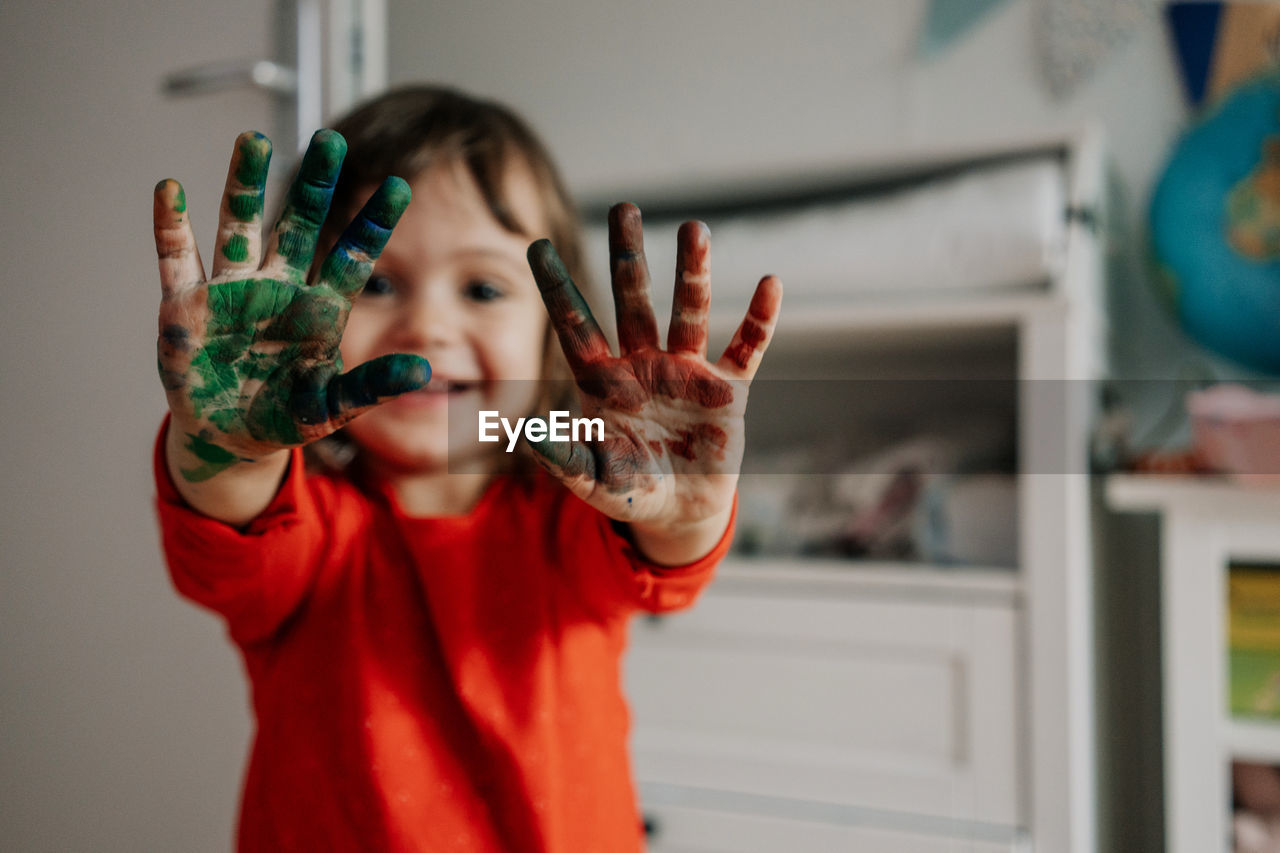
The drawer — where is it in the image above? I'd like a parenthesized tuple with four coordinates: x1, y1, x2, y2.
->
(625, 578, 1023, 827)
(642, 801, 1025, 853)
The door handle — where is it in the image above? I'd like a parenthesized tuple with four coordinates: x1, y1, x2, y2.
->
(162, 59, 298, 98)
(156, 0, 380, 154)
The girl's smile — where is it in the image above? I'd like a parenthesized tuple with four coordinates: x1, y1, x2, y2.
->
(338, 158, 551, 475)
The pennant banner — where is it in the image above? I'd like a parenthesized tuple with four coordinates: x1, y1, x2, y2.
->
(917, 0, 1012, 59)
(1035, 0, 1159, 100)
(1167, 2, 1280, 107)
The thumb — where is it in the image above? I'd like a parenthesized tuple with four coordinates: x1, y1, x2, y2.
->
(324, 353, 430, 428)
(527, 435, 599, 499)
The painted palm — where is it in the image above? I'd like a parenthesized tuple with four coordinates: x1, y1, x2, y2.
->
(526, 204, 781, 525)
(152, 131, 428, 482)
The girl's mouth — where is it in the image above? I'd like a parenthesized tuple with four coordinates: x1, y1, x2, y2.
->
(385, 378, 481, 412)
(423, 378, 479, 395)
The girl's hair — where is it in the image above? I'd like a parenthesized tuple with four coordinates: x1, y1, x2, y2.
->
(306, 84, 590, 479)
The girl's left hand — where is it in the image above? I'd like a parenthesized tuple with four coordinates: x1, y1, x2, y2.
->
(526, 203, 781, 528)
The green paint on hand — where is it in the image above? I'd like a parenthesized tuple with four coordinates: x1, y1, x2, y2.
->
(162, 151, 420, 462)
(248, 391, 306, 442)
(235, 132, 271, 187)
(367, 176, 412, 224)
(305, 129, 347, 170)
(207, 279, 294, 330)
(228, 190, 263, 222)
(221, 233, 250, 263)
(275, 224, 311, 268)
(155, 180, 187, 213)
(270, 130, 347, 271)
(320, 176, 412, 291)
(175, 276, 359, 448)
(179, 432, 239, 482)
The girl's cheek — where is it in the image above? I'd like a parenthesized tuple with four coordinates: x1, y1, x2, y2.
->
(485, 319, 546, 380)
(341, 308, 386, 357)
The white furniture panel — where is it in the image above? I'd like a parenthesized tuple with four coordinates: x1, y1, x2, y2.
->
(1109, 476, 1280, 853)
(618, 129, 1104, 853)
(643, 801, 1025, 853)
(626, 566, 1021, 828)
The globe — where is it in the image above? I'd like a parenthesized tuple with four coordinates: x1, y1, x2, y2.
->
(1151, 71, 1280, 373)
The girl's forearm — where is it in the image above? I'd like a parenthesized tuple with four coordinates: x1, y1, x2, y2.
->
(164, 419, 291, 528)
(626, 502, 733, 567)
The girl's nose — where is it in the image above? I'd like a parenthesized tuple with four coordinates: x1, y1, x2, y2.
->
(394, 286, 463, 351)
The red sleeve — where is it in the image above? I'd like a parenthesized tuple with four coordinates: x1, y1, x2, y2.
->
(556, 490, 737, 620)
(153, 419, 330, 648)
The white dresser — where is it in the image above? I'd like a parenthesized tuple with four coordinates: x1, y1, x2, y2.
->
(607, 128, 1106, 853)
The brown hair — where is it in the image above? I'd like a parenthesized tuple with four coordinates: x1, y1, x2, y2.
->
(306, 84, 590, 479)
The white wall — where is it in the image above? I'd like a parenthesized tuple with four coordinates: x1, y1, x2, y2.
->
(388, 0, 1194, 387)
(0, 1, 277, 850)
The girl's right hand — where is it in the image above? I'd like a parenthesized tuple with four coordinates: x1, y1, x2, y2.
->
(152, 130, 429, 484)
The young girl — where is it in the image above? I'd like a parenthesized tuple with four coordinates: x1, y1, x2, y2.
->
(151, 85, 781, 852)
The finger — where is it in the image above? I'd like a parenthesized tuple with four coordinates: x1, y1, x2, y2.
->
(717, 275, 783, 379)
(528, 434, 598, 482)
(211, 131, 271, 278)
(153, 179, 205, 295)
(527, 238, 612, 369)
(298, 353, 431, 429)
(608, 203, 659, 354)
(667, 220, 712, 357)
(263, 129, 346, 279)
(527, 436, 600, 505)
(318, 176, 412, 298)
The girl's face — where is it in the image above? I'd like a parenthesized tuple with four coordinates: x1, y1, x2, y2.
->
(338, 159, 551, 473)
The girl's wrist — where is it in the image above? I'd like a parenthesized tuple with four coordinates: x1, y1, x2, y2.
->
(164, 416, 285, 483)
(626, 500, 734, 567)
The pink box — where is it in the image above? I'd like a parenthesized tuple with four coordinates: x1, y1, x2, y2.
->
(1187, 384, 1280, 483)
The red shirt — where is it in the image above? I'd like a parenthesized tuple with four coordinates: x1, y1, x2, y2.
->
(153, 426, 732, 852)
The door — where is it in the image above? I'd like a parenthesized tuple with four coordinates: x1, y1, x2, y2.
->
(0, 1, 360, 850)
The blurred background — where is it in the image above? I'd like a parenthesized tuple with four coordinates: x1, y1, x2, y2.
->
(3, 1, 1277, 851)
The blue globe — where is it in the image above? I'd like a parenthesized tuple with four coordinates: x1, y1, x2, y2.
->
(1151, 72, 1280, 373)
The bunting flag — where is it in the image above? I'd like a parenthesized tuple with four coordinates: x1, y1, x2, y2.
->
(1166, 2, 1280, 107)
(1035, 0, 1160, 100)
(916, 0, 1012, 59)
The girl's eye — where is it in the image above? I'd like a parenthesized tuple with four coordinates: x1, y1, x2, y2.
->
(363, 275, 395, 297)
(464, 280, 505, 302)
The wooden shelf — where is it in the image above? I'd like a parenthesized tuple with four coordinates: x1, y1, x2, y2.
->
(1108, 474, 1280, 518)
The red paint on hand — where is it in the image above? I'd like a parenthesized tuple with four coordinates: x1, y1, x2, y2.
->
(664, 423, 729, 462)
(721, 276, 782, 374)
(530, 206, 780, 526)
(723, 320, 766, 370)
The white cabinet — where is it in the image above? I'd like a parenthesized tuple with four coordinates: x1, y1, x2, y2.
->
(640, 801, 1023, 853)
(626, 564, 1024, 846)
(615, 128, 1105, 852)
(1108, 477, 1280, 853)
